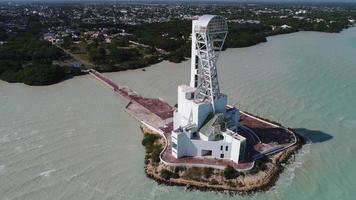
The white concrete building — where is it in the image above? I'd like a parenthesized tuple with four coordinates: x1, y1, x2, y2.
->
(171, 15, 246, 164)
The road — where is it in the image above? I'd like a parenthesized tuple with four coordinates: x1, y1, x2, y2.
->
(128, 40, 169, 55)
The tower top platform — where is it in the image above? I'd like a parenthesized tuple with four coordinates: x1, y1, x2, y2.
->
(194, 15, 228, 33)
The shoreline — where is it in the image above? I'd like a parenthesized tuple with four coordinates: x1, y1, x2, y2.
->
(2, 26, 355, 86)
(92, 26, 356, 75)
(141, 114, 305, 195)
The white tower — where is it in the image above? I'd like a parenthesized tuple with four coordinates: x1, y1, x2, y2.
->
(171, 15, 245, 163)
(190, 15, 228, 112)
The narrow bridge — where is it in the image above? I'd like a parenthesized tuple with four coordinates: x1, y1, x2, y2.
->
(56, 43, 174, 132)
(89, 69, 174, 133)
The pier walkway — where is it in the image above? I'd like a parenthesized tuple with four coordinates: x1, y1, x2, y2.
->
(89, 69, 173, 130)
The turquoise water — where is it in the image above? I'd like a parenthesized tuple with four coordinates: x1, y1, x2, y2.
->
(0, 28, 355, 200)
(109, 28, 356, 200)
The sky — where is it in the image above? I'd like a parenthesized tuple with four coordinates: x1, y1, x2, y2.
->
(1, 0, 356, 3)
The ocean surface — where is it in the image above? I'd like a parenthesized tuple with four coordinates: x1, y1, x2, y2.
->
(1, 27, 355, 200)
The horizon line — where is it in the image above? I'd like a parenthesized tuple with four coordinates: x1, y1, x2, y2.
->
(2, 0, 356, 4)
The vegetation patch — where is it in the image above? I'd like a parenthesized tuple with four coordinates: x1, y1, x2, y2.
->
(141, 132, 163, 164)
(223, 165, 241, 179)
(0, 24, 81, 86)
(160, 169, 179, 180)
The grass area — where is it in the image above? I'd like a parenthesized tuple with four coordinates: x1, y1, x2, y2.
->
(74, 52, 90, 63)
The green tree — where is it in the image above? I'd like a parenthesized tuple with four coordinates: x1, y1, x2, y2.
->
(223, 165, 239, 179)
(89, 47, 107, 64)
(28, 21, 43, 35)
(111, 38, 129, 47)
(151, 145, 162, 163)
(0, 28, 8, 41)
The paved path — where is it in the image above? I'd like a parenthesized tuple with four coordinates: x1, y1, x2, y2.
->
(128, 40, 169, 55)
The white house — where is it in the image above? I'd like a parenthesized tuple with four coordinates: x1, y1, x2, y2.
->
(171, 15, 246, 164)
(281, 24, 291, 29)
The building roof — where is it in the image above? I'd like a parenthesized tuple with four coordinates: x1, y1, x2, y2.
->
(199, 113, 225, 138)
(196, 15, 216, 27)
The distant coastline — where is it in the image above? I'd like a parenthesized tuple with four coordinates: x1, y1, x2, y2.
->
(1, 1, 355, 86)
(1, 25, 354, 87)
(88, 25, 356, 73)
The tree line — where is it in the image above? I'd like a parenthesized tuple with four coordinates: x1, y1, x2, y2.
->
(0, 19, 73, 86)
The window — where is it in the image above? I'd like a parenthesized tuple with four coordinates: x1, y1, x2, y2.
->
(215, 134, 224, 141)
(186, 92, 194, 100)
(172, 142, 177, 149)
(225, 146, 228, 151)
(191, 132, 198, 139)
(220, 145, 223, 151)
(220, 154, 224, 158)
(190, 93, 194, 99)
(202, 150, 212, 156)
